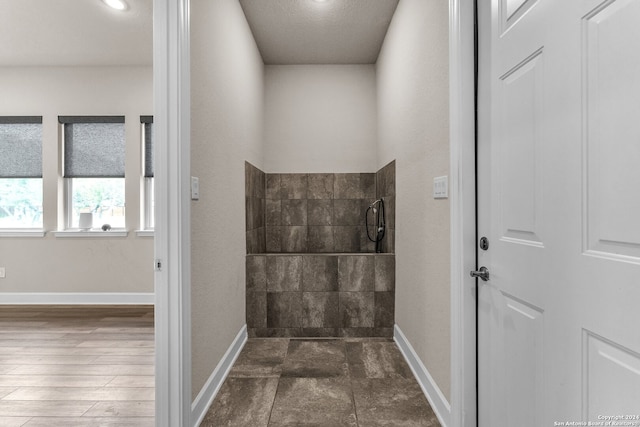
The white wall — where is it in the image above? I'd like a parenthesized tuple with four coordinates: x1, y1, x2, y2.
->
(190, 0, 264, 399)
(377, 0, 451, 400)
(0, 66, 153, 294)
(264, 65, 377, 173)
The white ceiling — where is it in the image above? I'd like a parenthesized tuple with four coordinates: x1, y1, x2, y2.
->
(239, 0, 399, 65)
(0, 0, 152, 67)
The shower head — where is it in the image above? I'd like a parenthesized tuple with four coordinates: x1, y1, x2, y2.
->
(369, 199, 383, 213)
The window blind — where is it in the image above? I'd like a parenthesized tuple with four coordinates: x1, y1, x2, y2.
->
(60, 116, 125, 178)
(0, 116, 43, 178)
(141, 116, 153, 178)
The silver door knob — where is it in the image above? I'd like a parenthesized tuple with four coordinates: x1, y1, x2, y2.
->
(470, 266, 490, 281)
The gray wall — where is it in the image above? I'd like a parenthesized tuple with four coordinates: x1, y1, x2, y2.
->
(264, 65, 377, 173)
(376, 0, 451, 400)
(190, 0, 265, 399)
(0, 66, 153, 295)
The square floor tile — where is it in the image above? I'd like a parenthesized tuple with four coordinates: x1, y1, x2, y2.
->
(351, 378, 440, 426)
(346, 341, 412, 378)
(229, 339, 288, 378)
(200, 377, 278, 427)
(269, 377, 357, 426)
(281, 340, 348, 378)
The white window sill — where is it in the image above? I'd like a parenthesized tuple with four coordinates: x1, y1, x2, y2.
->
(53, 229, 129, 238)
(0, 229, 46, 238)
(135, 229, 155, 237)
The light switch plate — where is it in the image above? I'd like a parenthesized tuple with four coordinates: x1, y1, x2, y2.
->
(191, 176, 199, 200)
(0, 267, 5, 278)
(433, 176, 448, 199)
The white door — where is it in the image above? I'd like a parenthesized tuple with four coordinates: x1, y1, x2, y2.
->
(477, 0, 640, 425)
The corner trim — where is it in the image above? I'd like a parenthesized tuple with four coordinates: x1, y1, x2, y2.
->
(191, 325, 248, 427)
(394, 324, 451, 427)
(0, 292, 154, 305)
(449, 0, 478, 426)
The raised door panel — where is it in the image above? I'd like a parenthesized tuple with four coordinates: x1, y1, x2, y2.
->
(499, 50, 544, 247)
(584, 0, 640, 262)
(583, 331, 640, 419)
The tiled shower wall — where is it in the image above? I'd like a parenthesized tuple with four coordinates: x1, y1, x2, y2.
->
(376, 160, 396, 253)
(245, 162, 266, 254)
(246, 161, 396, 254)
(245, 161, 396, 337)
(265, 173, 377, 253)
(246, 253, 395, 338)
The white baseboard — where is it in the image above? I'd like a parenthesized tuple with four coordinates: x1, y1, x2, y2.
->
(0, 292, 155, 305)
(394, 324, 452, 427)
(191, 324, 248, 427)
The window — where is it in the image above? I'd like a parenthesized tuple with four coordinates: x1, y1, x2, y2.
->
(60, 116, 126, 229)
(141, 116, 154, 229)
(0, 117, 43, 229)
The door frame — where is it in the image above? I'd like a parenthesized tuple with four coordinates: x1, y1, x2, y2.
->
(154, 0, 192, 426)
(153, 0, 478, 425)
(449, 0, 477, 426)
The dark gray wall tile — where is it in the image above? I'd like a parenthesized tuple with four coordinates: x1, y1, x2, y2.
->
(339, 292, 374, 328)
(374, 292, 395, 328)
(281, 226, 308, 252)
(374, 256, 395, 292)
(307, 174, 334, 199)
(246, 291, 266, 328)
(244, 161, 265, 199)
(267, 292, 302, 328)
(282, 199, 307, 226)
(308, 199, 333, 225)
(246, 229, 265, 255)
(281, 174, 307, 199)
(334, 174, 368, 199)
(340, 328, 378, 338)
(333, 174, 354, 199)
(378, 229, 395, 254)
(245, 197, 264, 230)
(301, 293, 341, 329)
(257, 227, 266, 253)
(246, 255, 266, 292)
(301, 328, 342, 338)
(359, 229, 377, 253)
(266, 256, 302, 291)
(266, 227, 282, 252)
(266, 174, 281, 199)
(375, 196, 394, 232)
(250, 328, 304, 338)
(338, 256, 374, 291)
(376, 160, 396, 198)
(334, 226, 361, 253)
(333, 199, 365, 226)
(308, 226, 335, 253)
(266, 199, 282, 226)
(302, 255, 338, 291)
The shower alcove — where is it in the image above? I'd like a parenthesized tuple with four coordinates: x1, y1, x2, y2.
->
(245, 161, 395, 338)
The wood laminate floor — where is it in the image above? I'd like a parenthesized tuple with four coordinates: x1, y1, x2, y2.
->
(0, 305, 154, 427)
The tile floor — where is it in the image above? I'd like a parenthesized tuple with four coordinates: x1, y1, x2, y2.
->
(201, 338, 440, 427)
